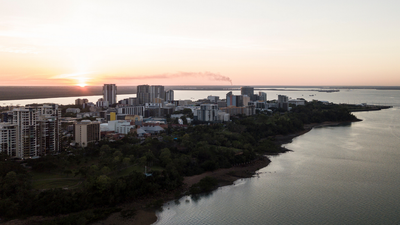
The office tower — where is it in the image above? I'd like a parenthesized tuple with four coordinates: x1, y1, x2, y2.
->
(278, 95, 289, 110)
(137, 85, 165, 104)
(226, 92, 244, 107)
(74, 120, 101, 147)
(150, 85, 165, 103)
(137, 84, 150, 104)
(241, 86, 259, 101)
(166, 90, 174, 102)
(241, 86, 254, 97)
(259, 92, 267, 101)
(0, 123, 18, 157)
(103, 84, 117, 105)
(226, 92, 235, 107)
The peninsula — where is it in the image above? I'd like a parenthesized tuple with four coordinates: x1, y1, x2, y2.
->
(1, 101, 377, 224)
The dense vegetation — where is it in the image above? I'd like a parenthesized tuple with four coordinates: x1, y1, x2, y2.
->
(0, 101, 358, 222)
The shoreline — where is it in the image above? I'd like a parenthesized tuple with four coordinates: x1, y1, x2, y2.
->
(147, 120, 362, 225)
(1, 120, 361, 225)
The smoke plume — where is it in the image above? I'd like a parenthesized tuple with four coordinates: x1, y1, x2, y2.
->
(111, 71, 233, 85)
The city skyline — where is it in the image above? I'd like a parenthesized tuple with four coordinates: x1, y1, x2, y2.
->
(1, 1, 399, 86)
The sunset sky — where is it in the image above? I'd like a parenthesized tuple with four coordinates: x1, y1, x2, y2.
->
(1, 0, 399, 86)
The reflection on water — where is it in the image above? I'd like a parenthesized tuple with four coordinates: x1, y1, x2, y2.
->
(155, 108, 400, 225)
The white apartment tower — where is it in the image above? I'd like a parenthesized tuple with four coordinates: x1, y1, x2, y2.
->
(13, 107, 38, 158)
(0, 105, 61, 159)
(197, 104, 219, 122)
(103, 84, 117, 105)
(0, 123, 18, 157)
(35, 104, 61, 156)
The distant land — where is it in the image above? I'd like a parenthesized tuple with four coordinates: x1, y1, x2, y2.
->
(0, 86, 399, 101)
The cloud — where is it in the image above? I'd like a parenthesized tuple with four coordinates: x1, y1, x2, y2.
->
(0, 46, 40, 54)
(108, 71, 233, 85)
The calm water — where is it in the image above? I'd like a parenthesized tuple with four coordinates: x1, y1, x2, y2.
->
(1, 88, 398, 106)
(153, 90, 400, 225)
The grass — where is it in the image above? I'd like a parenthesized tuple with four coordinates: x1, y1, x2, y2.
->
(30, 171, 67, 180)
(113, 164, 164, 178)
(32, 178, 83, 190)
(30, 170, 84, 190)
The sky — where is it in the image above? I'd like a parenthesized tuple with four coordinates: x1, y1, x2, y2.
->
(1, 0, 399, 86)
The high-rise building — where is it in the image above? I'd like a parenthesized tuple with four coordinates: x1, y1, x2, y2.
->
(226, 92, 245, 107)
(1, 105, 61, 158)
(75, 98, 89, 106)
(241, 86, 259, 101)
(13, 107, 38, 158)
(150, 85, 165, 103)
(165, 90, 174, 102)
(241, 86, 254, 97)
(0, 123, 18, 157)
(197, 104, 219, 122)
(137, 85, 150, 104)
(35, 104, 61, 156)
(74, 120, 101, 148)
(259, 92, 267, 101)
(278, 95, 289, 110)
(103, 84, 117, 105)
(137, 85, 165, 104)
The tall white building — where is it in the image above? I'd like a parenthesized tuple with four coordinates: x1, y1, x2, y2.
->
(197, 104, 219, 122)
(35, 104, 61, 156)
(1, 104, 61, 159)
(103, 84, 117, 105)
(0, 123, 18, 157)
(13, 107, 38, 158)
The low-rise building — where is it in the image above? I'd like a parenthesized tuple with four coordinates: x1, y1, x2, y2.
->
(220, 105, 255, 116)
(66, 108, 81, 114)
(288, 99, 306, 106)
(74, 120, 101, 147)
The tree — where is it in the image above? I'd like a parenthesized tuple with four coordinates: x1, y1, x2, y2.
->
(95, 175, 112, 193)
(159, 148, 172, 166)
